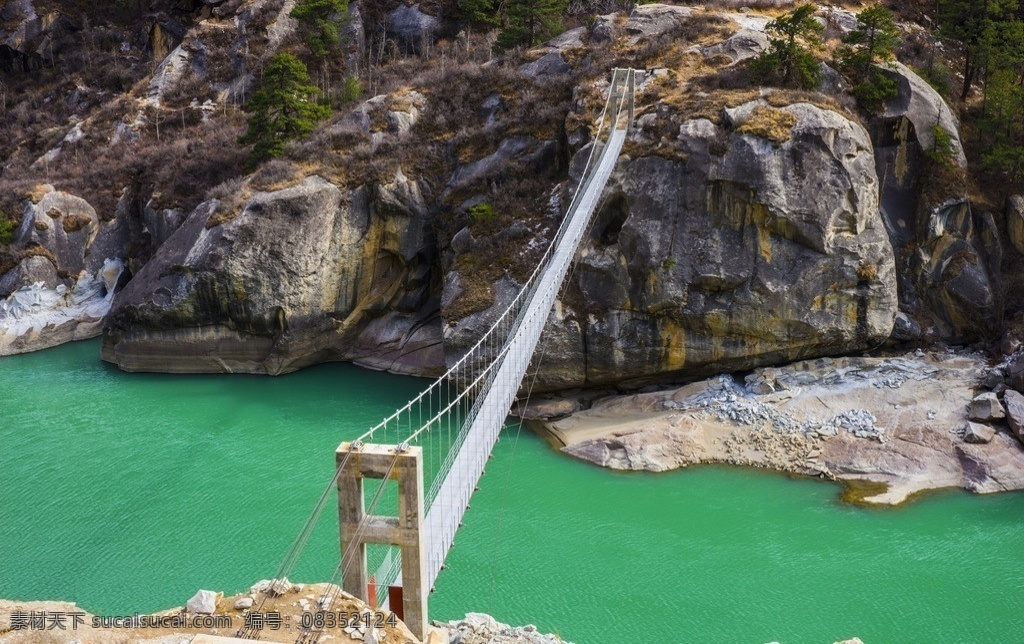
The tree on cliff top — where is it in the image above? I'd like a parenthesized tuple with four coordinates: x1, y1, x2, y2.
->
(835, 5, 901, 112)
(238, 53, 330, 164)
(751, 4, 824, 89)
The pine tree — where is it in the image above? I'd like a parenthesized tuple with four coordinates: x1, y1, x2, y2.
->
(750, 4, 824, 89)
(835, 5, 901, 112)
(937, 0, 1020, 101)
(238, 53, 331, 164)
(291, 0, 350, 60)
(459, 0, 500, 29)
(495, 0, 567, 52)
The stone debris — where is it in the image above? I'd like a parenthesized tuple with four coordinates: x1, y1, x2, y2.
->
(438, 612, 569, 643)
(233, 596, 254, 610)
(969, 392, 1006, 422)
(963, 422, 996, 444)
(250, 577, 292, 596)
(666, 375, 887, 441)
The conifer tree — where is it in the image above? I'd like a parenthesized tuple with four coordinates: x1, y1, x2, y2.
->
(937, 0, 1020, 100)
(495, 0, 567, 51)
(750, 4, 825, 89)
(836, 5, 901, 111)
(291, 0, 350, 60)
(238, 53, 330, 164)
(459, 0, 500, 29)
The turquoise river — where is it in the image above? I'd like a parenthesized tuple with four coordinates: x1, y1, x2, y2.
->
(2, 340, 1023, 642)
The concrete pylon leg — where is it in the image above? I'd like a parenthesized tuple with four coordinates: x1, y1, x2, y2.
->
(337, 442, 427, 641)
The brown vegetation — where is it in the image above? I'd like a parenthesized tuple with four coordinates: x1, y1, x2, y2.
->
(736, 105, 798, 144)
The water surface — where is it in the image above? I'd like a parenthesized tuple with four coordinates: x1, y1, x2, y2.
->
(1, 340, 1022, 642)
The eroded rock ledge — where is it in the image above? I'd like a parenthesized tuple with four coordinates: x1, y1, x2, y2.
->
(527, 350, 1024, 505)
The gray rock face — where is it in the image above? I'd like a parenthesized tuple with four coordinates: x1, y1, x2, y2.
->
(446, 101, 897, 390)
(1008, 195, 1024, 256)
(964, 422, 996, 444)
(1004, 389, 1024, 442)
(969, 392, 1006, 422)
(882, 62, 967, 166)
(386, 4, 441, 54)
(102, 175, 443, 376)
(873, 64, 1001, 341)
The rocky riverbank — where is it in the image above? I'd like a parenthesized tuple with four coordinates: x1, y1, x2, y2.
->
(0, 580, 423, 643)
(0, 580, 574, 644)
(525, 349, 1024, 505)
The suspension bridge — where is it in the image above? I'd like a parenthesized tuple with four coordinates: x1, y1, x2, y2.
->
(236, 68, 637, 643)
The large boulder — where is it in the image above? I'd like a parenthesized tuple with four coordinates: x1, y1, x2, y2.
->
(102, 175, 443, 376)
(445, 100, 898, 389)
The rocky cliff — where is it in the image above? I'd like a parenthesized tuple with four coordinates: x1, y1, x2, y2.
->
(1, 3, 1021, 392)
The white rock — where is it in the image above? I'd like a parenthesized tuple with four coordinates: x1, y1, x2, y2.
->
(234, 597, 254, 610)
(186, 589, 220, 614)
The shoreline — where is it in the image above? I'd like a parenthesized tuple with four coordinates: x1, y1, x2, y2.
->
(522, 350, 1024, 506)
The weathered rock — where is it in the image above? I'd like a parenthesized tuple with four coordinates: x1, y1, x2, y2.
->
(446, 99, 897, 390)
(1007, 352, 1024, 394)
(602, 101, 893, 388)
(969, 392, 1006, 422)
(915, 200, 1002, 340)
(234, 596, 254, 610)
(872, 63, 1001, 342)
(386, 4, 441, 54)
(1004, 389, 1024, 441)
(882, 62, 967, 166)
(447, 137, 556, 193)
(0, 255, 61, 299)
(519, 51, 571, 80)
(891, 311, 922, 342)
(512, 397, 581, 421)
(963, 422, 996, 444)
(102, 175, 443, 376)
(616, 4, 694, 44)
(701, 28, 768, 64)
(1007, 195, 1024, 256)
(14, 185, 98, 275)
(186, 589, 220, 614)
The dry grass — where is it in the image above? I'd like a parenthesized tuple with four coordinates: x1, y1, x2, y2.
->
(62, 213, 91, 233)
(736, 105, 798, 144)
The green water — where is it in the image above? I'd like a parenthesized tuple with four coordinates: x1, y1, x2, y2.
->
(2, 340, 1023, 642)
